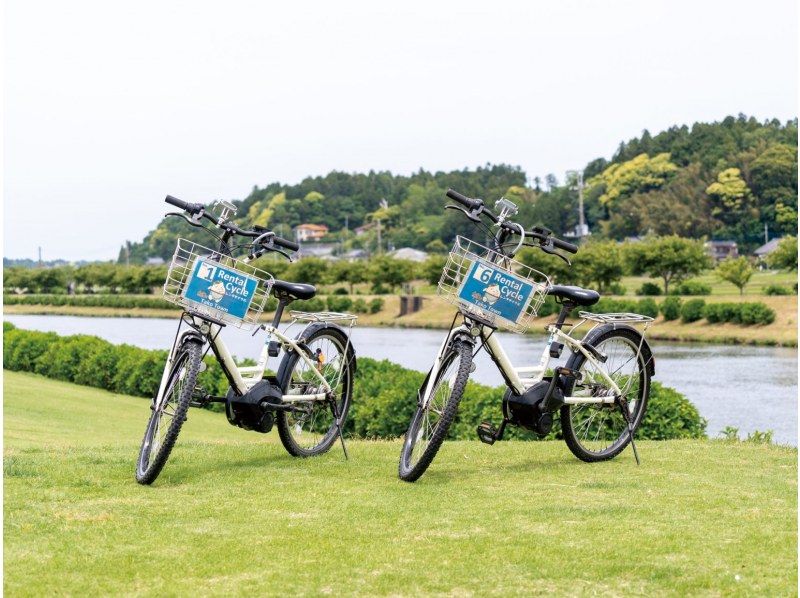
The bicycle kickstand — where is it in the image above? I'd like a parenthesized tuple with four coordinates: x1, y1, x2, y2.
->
(328, 397, 349, 460)
(617, 396, 640, 466)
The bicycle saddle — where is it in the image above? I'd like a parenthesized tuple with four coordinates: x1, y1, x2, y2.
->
(546, 285, 600, 306)
(272, 280, 317, 301)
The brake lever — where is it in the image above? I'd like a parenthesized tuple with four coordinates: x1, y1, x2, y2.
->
(540, 241, 572, 265)
(445, 204, 483, 223)
(250, 239, 294, 263)
(165, 212, 206, 228)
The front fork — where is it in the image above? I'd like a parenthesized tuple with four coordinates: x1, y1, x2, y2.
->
(419, 323, 476, 409)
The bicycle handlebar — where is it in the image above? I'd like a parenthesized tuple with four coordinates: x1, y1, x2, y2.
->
(164, 195, 299, 253)
(446, 188, 483, 212)
(444, 189, 578, 255)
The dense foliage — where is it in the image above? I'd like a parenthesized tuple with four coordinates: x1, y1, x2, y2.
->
(119, 115, 796, 263)
(3, 323, 706, 441)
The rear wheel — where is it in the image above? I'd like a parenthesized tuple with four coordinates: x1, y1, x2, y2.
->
(398, 339, 472, 482)
(136, 340, 202, 484)
(276, 326, 355, 457)
(561, 327, 651, 462)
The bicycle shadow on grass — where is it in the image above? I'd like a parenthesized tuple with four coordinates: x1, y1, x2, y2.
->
(152, 447, 293, 486)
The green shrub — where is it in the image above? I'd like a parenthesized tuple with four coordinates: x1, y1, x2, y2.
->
(660, 296, 682, 321)
(703, 302, 741, 324)
(608, 282, 627, 296)
(3, 321, 16, 332)
(637, 298, 659, 318)
(293, 297, 325, 312)
(739, 302, 776, 325)
(3, 329, 60, 371)
(74, 340, 124, 390)
(702, 302, 774, 325)
(112, 345, 168, 398)
(35, 335, 109, 382)
(368, 298, 384, 314)
(637, 282, 662, 296)
(332, 287, 349, 295)
(638, 381, 707, 439)
(2, 327, 706, 442)
(352, 298, 369, 314)
(673, 280, 712, 296)
(680, 298, 706, 322)
(326, 296, 353, 312)
(350, 359, 705, 441)
(764, 284, 792, 296)
(536, 295, 558, 318)
(3, 294, 175, 310)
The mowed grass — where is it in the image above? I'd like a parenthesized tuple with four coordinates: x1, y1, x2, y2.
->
(4, 371, 798, 596)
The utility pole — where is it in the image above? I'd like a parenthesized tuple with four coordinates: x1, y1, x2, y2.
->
(566, 170, 589, 238)
(38, 246, 43, 268)
(764, 222, 769, 245)
(376, 219, 382, 254)
(577, 171, 586, 235)
(125, 242, 130, 267)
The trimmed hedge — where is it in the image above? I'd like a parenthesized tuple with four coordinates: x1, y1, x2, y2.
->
(670, 280, 712, 296)
(660, 296, 682, 321)
(680, 299, 706, 322)
(637, 282, 662, 296)
(4, 294, 175, 309)
(764, 284, 793, 296)
(5, 293, 385, 317)
(4, 324, 706, 441)
(703, 302, 775, 325)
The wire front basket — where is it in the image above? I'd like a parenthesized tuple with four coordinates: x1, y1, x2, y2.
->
(163, 238, 274, 331)
(438, 236, 551, 333)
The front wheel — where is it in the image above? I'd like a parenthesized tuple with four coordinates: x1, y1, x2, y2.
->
(561, 327, 652, 462)
(136, 340, 202, 484)
(276, 326, 356, 457)
(398, 339, 473, 482)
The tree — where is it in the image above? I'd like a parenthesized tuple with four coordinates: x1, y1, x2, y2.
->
(705, 168, 752, 224)
(571, 241, 625, 293)
(715, 257, 754, 295)
(585, 153, 678, 207)
(287, 257, 329, 285)
(421, 256, 447, 286)
(766, 236, 798, 270)
(368, 256, 415, 292)
(624, 236, 710, 294)
(328, 260, 367, 294)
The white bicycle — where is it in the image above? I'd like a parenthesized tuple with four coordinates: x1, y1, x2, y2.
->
(136, 196, 356, 485)
(398, 189, 655, 482)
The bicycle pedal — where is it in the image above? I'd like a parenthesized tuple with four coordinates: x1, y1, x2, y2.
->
(476, 422, 498, 445)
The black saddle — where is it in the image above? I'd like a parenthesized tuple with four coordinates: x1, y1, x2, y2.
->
(272, 279, 317, 301)
(547, 285, 600, 307)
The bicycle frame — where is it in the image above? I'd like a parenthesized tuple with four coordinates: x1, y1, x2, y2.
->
(155, 314, 334, 406)
(421, 314, 622, 408)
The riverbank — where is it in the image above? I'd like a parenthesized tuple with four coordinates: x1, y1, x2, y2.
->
(4, 371, 797, 595)
(5, 293, 797, 346)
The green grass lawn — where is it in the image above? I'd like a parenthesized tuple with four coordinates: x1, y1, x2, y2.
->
(4, 371, 797, 596)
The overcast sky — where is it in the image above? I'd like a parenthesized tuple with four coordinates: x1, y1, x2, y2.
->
(4, 0, 797, 261)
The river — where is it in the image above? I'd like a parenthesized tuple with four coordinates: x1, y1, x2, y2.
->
(4, 314, 798, 446)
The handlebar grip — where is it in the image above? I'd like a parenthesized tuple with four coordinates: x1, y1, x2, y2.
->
(273, 236, 300, 252)
(446, 189, 482, 211)
(552, 237, 579, 254)
(165, 195, 203, 214)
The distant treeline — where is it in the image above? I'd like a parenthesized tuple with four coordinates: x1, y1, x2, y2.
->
(121, 114, 797, 264)
(7, 234, 798, 298)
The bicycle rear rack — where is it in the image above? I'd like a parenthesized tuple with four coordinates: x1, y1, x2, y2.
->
(576, 312, 654, 324)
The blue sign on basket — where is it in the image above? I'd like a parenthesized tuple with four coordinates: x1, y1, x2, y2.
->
(457, 259, 536, 323)
(182, 257, 258, 320)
